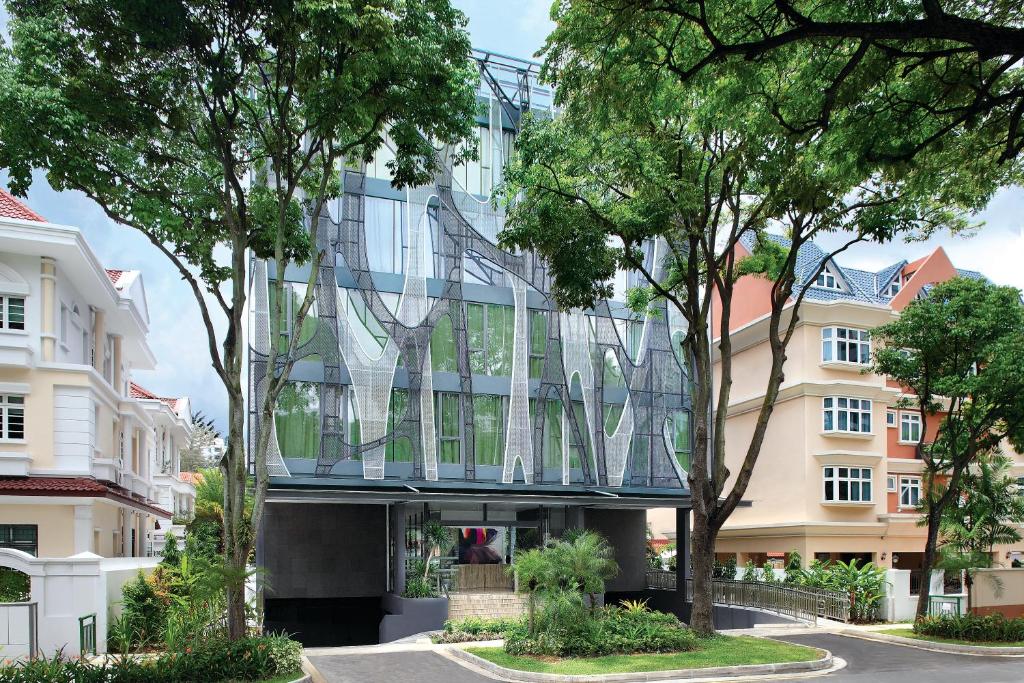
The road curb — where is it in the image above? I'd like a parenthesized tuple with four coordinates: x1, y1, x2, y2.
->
(444, 643, 834, 682)
(839, 628, 1024, 657)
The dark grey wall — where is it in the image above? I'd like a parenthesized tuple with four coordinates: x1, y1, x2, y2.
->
(261, 502, 388, 599)
(584, 508, 647, 592)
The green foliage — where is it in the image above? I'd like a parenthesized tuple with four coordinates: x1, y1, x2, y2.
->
(761, 562, 781, 585)
(712, 557, 737, 581)
(0, 634, 302, 682)
(941, 452, 1024, 563)
(0, 567, 30, 603)
(435, 617, 522, 643)
(742, 560, 759, 582)
(785, 551, 804, 584)
(915, 614, 1024, 643)
(792, 559, 887, 622)
(504, 603, 697, 658)
(159, 534, 182, 568)
(111, 572, 167, 651)
(401, 575, 438, 599)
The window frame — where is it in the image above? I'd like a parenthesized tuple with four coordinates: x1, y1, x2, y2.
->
(886, 410, 896, 428)
(435, 391, 462, 465)
(900, 476, 922, 508)
(0, 394, 25, 441)
(0, 295, 26, 332)
(822, 465, 873, 503)
(814, 269, 842, 290)
(822, 396, 873, 435)
(820, 326, 871, 365)
(887, 475, 897, 492)
(899, 412, 922, 444)
(0, 524, 37, 556)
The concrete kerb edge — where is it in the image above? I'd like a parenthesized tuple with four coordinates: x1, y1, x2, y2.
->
(442, 644, 835, 683)
(839, 628, 1024, 657)
(302, 654, 328, 683)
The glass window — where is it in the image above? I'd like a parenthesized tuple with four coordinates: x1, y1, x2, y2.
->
(0, 395, 25, 440)
(603, 403, 624, 435)
(436, 392, 461, 464)
(473, 394, 504, 466)
(823, 466, 873, 502)
(603, 350, 626, 390)
(886, 410, 896, 427)
(822, 396, 872, 434)
(887, 475, 897, 492)
(667, 410, 691, 470)
(275, 382, 320, 458)
(900, 412, 921, 443)
(814, 269, 842, 290)
(0, 525, 37, 556)
(543, 399, 563, 469)
(529, 310, 546, 379)
(466, 303, 514, 376)
(365, 197, 406, 274)
(268, 281, 319, 353)
(430, 315, 458, 373)
(386, 389, 411, 462)
(0, 296, 25, 331)
(821, 326, 870, 364)
(900, 477, 921, 507)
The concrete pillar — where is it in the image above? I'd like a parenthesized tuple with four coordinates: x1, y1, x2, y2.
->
(91, 307, 105, 371)
(122, 509, 133, 557)
(74, 504, 93, 554)
(675, 507, 690, 597)
(390, 503, 407, 594)
(39, 257, 57, 361)
(112, 335, 123, 394)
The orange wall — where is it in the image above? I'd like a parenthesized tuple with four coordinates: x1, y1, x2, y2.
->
(712, 242, 781, 335)
(889, 247, 958, 311)
(886, 410, 943, 459)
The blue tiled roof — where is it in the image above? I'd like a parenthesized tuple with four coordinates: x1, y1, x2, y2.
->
(737, 231, 984, 307)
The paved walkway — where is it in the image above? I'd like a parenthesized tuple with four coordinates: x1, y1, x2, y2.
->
(306, 632, 1023, 683)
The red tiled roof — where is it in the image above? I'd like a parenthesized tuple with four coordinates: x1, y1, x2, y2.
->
(130, 381, 183, 412)
(105, 269, 126, 288)
(0, 188, 44, 222)
(0, 476, 171, 518)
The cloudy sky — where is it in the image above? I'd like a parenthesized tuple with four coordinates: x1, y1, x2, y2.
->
(2, 1, 1022, 431)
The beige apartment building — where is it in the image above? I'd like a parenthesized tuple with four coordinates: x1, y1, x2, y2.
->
(0, 188, 195, 558)
(651, 236, 1024, 572)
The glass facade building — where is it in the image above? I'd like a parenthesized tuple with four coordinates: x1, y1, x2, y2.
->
(248, 50, 694, 495)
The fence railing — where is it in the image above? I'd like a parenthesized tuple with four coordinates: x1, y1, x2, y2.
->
(79, 613, 97, 657)
(645, 570, 851, 623)
(928, 595, 963, 617)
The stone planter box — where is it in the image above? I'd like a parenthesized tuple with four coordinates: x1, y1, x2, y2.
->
(379, 593, 449, 643)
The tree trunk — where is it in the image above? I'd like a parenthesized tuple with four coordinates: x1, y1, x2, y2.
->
(689, 510, 717, 636)
(914, 508, 942, 619)
(224, 382, 249, 640)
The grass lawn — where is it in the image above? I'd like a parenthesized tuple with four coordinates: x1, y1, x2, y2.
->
(876, 629, 1024, 648)
(225, 673, 304, 683)
(465, 636, 821, 676)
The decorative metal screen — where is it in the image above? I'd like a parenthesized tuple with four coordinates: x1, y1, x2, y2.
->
(249, 51, 692, 490)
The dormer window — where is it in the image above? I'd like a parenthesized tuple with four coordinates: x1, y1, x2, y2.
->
(814, 268, 842, 290)
(887, 279, 901, 296)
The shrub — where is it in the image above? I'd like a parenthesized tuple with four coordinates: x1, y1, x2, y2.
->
(712, 557, 737, 580)
(793, 559, 886, 622)
(435, 616, 521, 642)
(503, 602, 696, 657)
(401, 575, 437, 599)
(0, 635, 302, 682)
(110, 572, 168, 651)
(914, 614, 1024, 642)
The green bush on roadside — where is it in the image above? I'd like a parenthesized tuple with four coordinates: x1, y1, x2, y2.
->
(914, 614, 1024, 642)
(0, 634, 302, 682)
(504, 600, 697, 657)
(434, 617, 522, 643)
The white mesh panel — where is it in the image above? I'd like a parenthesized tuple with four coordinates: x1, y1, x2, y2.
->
(502, 277, 533, 483)
(252, 259, 291, 477)
(561, 311, 598, 477)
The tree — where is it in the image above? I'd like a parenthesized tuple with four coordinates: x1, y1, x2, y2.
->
(939, 452, 1024, 612)
(498, 3, 962, 634)
(569, 2, 1024, 193)
(0, 0, 477, 638)
(872, 277, 1024, 617)
(179, 412, 220, 473)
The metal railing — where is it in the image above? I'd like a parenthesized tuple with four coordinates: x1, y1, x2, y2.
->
(645, 570, 851, 623)
(79, 613, 97, 657)
(928, 595, 963, 617)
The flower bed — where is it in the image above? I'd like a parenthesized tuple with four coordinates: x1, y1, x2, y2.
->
(0, 635, 302, 682)
(433, 617, 522, 643)
(913, 614, 1024, 643)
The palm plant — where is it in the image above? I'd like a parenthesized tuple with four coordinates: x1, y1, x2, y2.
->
(939, 452, 1024, 611)
(419, 520, 455, 580)
(545, 531, 619, 614)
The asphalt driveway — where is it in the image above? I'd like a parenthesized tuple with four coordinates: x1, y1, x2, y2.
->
(306, 632, 1024, 682)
